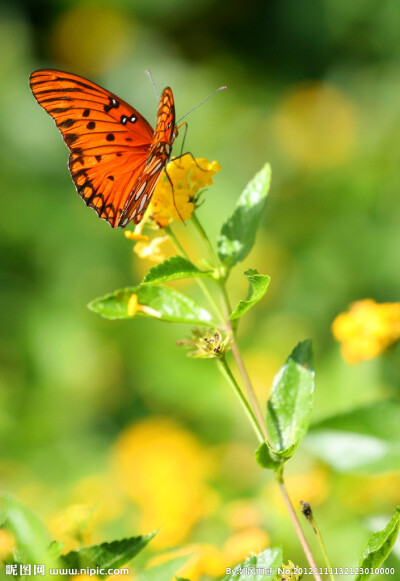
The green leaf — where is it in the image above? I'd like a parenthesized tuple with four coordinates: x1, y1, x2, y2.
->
(0, 495, 54, 566)
(61, 533, 155, 578)
(222, 547, 282, 580)
(266, 340, 314, 460)
(88, 285, 216, 325)
(138, 555, 190, 581)
(355, 506, 400, 581)
(307, 400, 400, 473)
(217, 164, 271, 270)
(142, 255, 213, 285)
(230, 270, 270, 320)
(176, 578, 191, 581)
(255, 441, 283, 470)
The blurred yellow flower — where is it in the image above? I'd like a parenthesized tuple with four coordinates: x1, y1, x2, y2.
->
(332, 299, 400, 363)
(0, 528, 16, 560)
(264, 468, 330, 512)
(51, 4, 132, 75)
(133, 235, 168, 263)
(148, 544, 226, 581)
(71, 474, 125, 526)
(224, 499, 263, 531)
(223, 527, 269, 566)
(274, 82, 356, 169)
(113, 418, 216, 548)
(124, 231, 149, 243)
(48, 503, 94, 551)
(149, 156, 221, 227)
(127, 293, 162, 318)
(148, 528, 269, 580)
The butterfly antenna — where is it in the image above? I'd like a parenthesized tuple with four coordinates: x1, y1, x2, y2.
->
(177, 86, 227, 124)
(145, 70, 160, 101)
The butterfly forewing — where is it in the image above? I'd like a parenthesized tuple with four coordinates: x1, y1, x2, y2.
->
(30, 69, 175, 227)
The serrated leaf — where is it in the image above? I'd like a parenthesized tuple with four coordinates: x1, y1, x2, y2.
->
(222, 547, 282, 580)
(142, 255, 213, 285)
(138, 555, 190, 581)
(88, 285, 216, 325)
(255, 441, 282, 470)
(217, 164, 271, 270)
(230, 270, 270, 320)
(0, 495, 54, 566)
(61, 533, 155, 578)
(307, 400, 400, 473)
(355, 506, 400, 581)
(266, 340, 314, 460)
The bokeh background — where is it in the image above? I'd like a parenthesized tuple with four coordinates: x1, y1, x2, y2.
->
(1, 0, 400, 579)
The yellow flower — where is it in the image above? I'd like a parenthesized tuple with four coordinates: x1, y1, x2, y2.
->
(48, 503, 94, 550)
(180, 328, 232, 359)
(223, 527, 269, 566)
(0, 528, 16, 560)
(149, 156, 221, 227)
(332, 299, 400, 363)
(113, 418, 216, 548)
(127, 294, 162, 318)
(280, 560, 301, 581)
(148, 544, 226, 581)
(133, 236, 168, 263)
(124, 231, 149, 242)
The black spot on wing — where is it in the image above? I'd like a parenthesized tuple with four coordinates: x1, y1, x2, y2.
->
(58, 119, 75, 129)
(65, 133, 78, 145)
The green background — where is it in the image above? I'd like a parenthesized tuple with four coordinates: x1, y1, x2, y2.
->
(1, 0, 400, 579)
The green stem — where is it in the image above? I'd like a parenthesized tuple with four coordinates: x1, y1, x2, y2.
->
(190, 215, 269, 440)
(304, 508, 335, 581)
(219, 282, 269, 441)
(218, 357, 265, 444)
(164, 224, 224, 325)
(277, 473, 323, 581)
(191, 213, 220, 268)
(173, 215, 322, 580)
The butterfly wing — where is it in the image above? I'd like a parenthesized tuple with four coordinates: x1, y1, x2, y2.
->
(30, 69, 155, 227)
(119, 87, 177, 226)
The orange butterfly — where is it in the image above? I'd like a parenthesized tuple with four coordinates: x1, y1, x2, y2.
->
(30, 69, 178, 227)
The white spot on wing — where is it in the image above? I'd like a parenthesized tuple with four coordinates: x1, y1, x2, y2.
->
(151, 161, 163, 175)
(134, 182, 146, 200)
(138, 194, 148, 213)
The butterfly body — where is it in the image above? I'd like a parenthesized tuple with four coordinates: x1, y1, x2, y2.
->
(29, 70, 178, 227)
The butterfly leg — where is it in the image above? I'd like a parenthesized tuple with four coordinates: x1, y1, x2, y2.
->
(171, 151, 208, 172)
(164, 167, 185, 223)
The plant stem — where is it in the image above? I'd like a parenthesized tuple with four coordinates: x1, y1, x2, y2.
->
(191, 213, 220, 268)
(190, 215, 270, 441)
(302, 506, 335, 581)
(219, 283, 269, 441)
(179, 214, 323, 579)
(277, 475, 323, 581)
(165, 225, 224, 325)
(218, 357, 265, 444)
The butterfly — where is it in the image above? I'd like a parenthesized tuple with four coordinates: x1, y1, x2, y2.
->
(29, 69, 178, 227)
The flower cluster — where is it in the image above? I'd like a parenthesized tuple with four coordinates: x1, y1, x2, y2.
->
(124, 156, 220, 262)
(178, 328, 232, 359)
(149, 156, 221, 227)
(332, 299, 400, 363)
